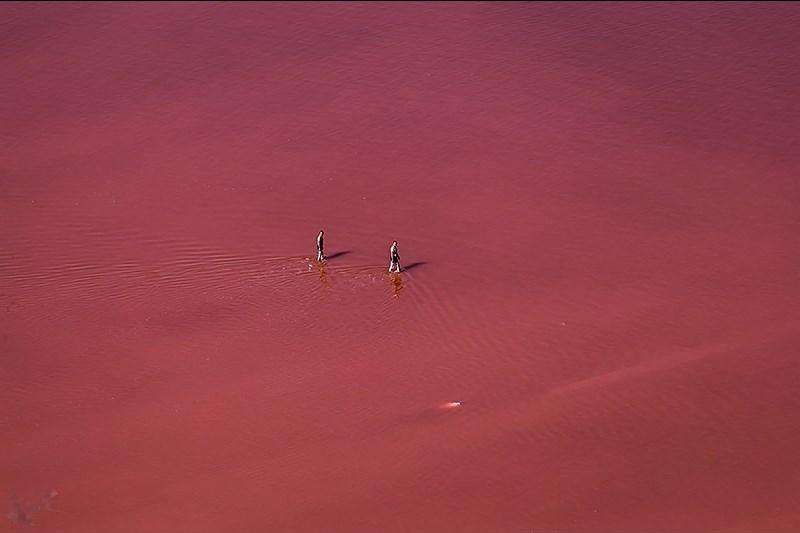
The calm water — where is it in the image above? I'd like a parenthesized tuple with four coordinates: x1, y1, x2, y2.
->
(2, 3, 800, 532)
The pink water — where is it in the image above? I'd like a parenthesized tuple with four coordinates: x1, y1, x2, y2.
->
(2, 3, 800, 532)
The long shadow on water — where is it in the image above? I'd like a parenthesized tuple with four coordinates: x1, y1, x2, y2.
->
(403, 261, 427, 271)
(325, 251, 352, 260)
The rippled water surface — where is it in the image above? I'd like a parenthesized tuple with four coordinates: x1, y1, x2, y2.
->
(2, 3, 800, 532)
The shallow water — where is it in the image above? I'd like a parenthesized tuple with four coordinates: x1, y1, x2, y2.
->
(2, 3, 800, 532)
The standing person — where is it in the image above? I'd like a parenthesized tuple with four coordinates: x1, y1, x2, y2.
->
(388, 240, 401, 273)
(316, 229, 325, 262)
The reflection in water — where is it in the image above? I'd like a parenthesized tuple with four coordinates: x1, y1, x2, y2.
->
(390, 272, 403, 298)
(318, 264, 330, 289)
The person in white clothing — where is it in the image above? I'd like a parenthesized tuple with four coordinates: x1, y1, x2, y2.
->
(316, 230, 325, 262)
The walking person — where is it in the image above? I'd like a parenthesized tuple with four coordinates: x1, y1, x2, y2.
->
(316, 229, 325, 262)
(388, 240, 401, 273)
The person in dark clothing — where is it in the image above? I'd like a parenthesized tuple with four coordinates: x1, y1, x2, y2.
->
(388, 240, 401, 273)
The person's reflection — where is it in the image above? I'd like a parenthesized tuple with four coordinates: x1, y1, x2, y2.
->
(318, 264, 330, 289)
(390, 272, 403, 298)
